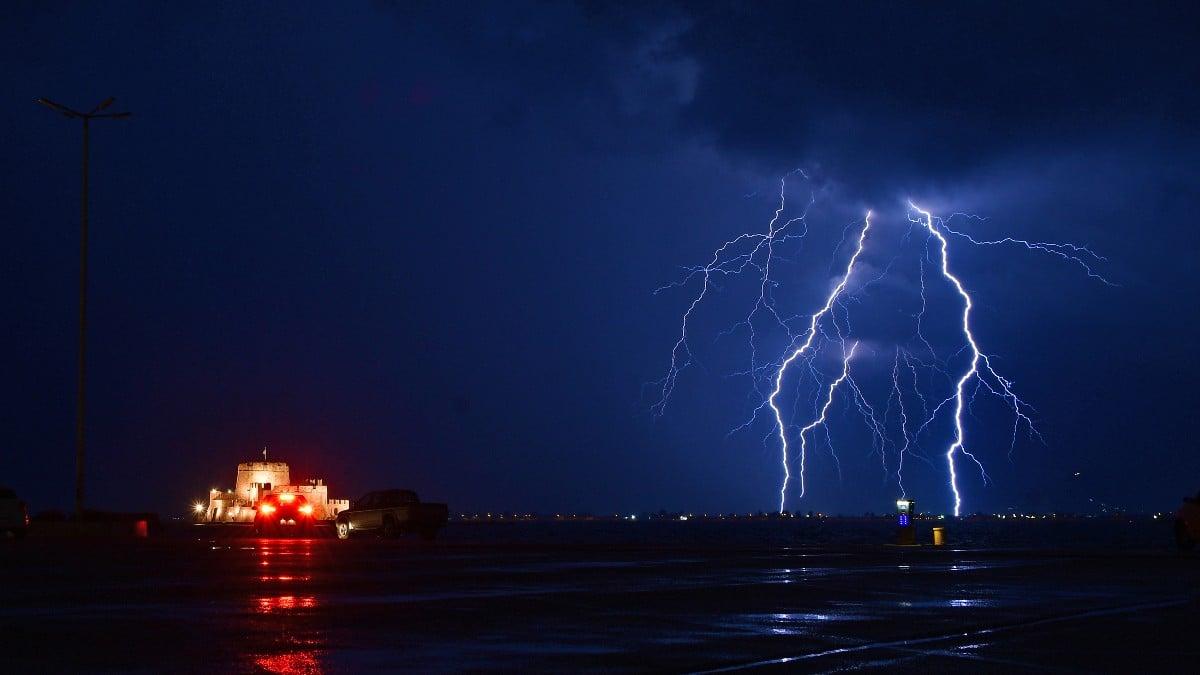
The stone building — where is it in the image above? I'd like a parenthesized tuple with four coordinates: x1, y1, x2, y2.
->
(202, 458, 348, 522)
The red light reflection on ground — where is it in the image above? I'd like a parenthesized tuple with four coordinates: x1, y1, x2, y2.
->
(255, 596, 317, 613)
(253, 650, 322, 674)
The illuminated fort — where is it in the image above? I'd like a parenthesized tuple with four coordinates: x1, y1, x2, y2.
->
(202, 458, 348, 522)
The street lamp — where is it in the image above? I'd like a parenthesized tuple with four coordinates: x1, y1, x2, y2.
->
(34, 97, 132, 517)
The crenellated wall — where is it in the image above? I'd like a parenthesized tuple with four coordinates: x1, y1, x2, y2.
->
(235, 461, 290, 502)
(203, 460, 348, 522)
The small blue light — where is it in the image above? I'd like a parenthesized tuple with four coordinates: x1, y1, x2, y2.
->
(898, 514, 909, 527)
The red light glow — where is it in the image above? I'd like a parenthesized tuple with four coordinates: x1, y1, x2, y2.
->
(280, 493, 295, 503)
(259, 504, 276, 514)
(256, 595, 317, 613)
(253, 650, 321, 675)
(299, 504, 313, 515)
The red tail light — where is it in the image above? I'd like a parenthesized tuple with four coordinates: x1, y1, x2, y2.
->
(299, 504, 313, 516)
(279, 493, 295, 503)
(259, 503, 276, 514)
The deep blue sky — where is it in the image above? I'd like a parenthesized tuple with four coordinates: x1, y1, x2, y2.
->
(2, 2, 1197, 516)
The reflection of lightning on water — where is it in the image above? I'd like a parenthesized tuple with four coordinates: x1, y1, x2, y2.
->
(652, 174, 1110, 515)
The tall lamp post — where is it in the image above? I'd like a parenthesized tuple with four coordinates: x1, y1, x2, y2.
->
(34, 97, 132, 517)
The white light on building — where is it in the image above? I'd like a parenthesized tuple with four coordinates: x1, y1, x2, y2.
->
(201, 458, 348, 523)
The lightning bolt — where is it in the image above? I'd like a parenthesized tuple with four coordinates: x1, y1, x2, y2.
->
(651, 172, 813, 416)
(909, 202, 978, 516)
(769, 211, 872, 512)
(792, 340, 859, 508)
(887, 348, 913, 498)
(940, 214, 1115, 286)
(909, 202, 1056, 515)
(652, 174, 1110, 516)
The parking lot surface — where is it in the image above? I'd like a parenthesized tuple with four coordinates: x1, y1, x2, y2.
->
(1, 523, 1197, 672)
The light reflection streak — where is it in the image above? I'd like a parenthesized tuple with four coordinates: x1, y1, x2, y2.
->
(245, 540, 324, 673)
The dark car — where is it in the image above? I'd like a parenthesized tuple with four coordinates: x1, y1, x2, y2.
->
(254, 492, 315, 536)
(1176, 492, 1200, 550)
(335, 489, 448, 541)
(0, 487, 29, 539)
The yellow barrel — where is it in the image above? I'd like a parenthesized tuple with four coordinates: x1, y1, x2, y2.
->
(932, 527, 945, 546)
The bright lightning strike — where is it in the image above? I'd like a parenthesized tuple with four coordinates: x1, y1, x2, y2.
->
(909, 202, 1072, 516)
(652, 174, 1110, 516)
(909, 202, 981, 517)
(793, 340, 859, 509)
(768, 211, 872, 513)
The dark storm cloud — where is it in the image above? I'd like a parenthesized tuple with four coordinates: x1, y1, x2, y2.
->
(373, 1, 1199, 186)
(369, 0, 699, 151)
(671, 1, 1200, 181)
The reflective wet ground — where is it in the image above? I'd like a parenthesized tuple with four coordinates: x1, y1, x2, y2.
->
(1, 524, 1197, 672)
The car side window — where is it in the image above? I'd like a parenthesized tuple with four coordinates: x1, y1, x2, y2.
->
(356, 493, 375, 509)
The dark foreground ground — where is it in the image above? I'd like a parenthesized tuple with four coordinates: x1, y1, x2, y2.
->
(1, 521, 1198, 673)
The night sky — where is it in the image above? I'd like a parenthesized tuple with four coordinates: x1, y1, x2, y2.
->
(3, 2, 1197, 516)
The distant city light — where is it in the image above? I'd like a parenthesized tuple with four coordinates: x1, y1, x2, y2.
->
(192, 502, 205, 514)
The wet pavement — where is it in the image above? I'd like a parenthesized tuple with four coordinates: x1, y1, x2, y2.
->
(1, 524, 1198, 672)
